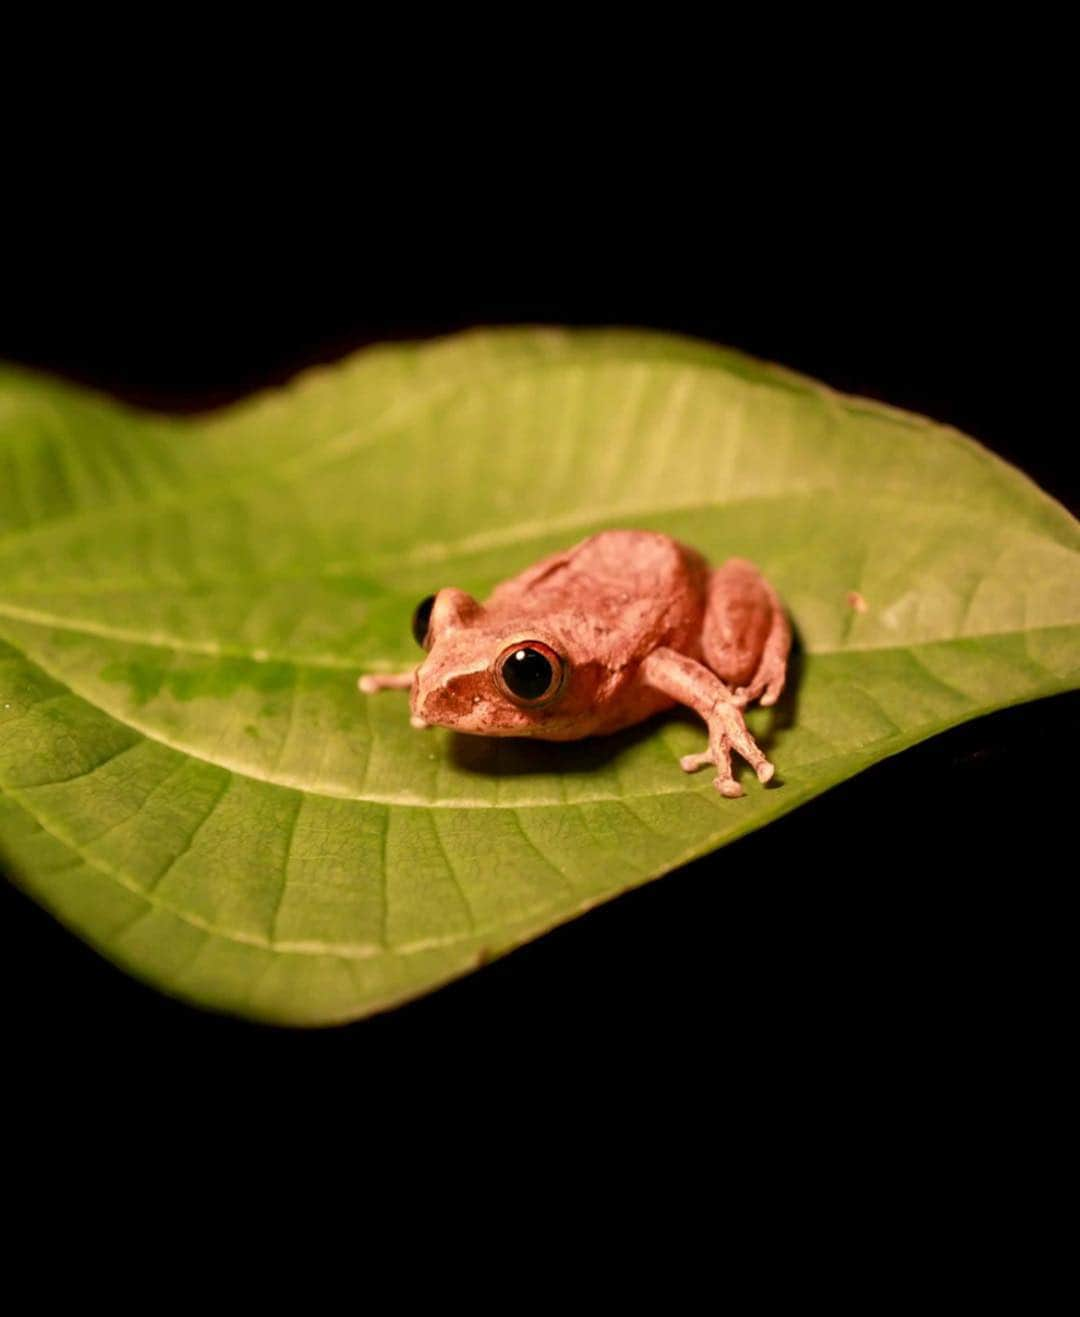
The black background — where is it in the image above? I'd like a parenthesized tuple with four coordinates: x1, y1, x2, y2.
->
(2, 146, 1075, 1101)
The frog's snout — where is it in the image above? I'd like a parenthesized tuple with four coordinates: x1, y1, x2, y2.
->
(412, 662, 499, 732)
(411, 669, 456, 727)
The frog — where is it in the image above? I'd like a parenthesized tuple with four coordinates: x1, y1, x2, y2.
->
(358, 529, 791, 797)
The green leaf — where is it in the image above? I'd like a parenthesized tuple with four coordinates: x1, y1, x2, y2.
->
(0, 328, 1077, 1024)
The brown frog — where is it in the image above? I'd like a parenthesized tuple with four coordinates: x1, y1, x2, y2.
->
(359, 529, 790, 797)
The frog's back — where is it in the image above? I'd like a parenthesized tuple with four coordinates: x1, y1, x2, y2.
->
(486, 529, 708, 653)
(566, 529, 706, 596)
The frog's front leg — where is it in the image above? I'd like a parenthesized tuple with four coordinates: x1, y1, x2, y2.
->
(641, 647, 774, 798)
(357, 672, 414, 693)
(357, 671, 429, 729)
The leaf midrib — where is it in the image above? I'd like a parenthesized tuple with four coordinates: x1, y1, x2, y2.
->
(2, 619, 1074, 810)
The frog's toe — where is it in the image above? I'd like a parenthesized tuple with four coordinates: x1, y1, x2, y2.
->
(714, 776, 745, 798)
(681, 745, 746, 797)
(759, 679, 784, 708)
(759, 664, 788, 707)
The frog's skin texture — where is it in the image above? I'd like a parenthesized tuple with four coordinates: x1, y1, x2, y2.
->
(359, 530, 791, 797)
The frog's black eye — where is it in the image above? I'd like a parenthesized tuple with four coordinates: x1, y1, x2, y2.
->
(412, 594, 436, 649)
(494, 641, 565, 707)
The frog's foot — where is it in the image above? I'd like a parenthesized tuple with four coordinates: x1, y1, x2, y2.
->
(679, 747, 744, 797)
(679, 700, 775, 798)
(641, 647, 777, 799)
(736, 660, 787, 709)
(357, 671, 414, 694)
(735, 620, 791, 709)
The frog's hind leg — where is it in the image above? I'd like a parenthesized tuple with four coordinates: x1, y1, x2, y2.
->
(702, 558, 791, 708)
(641, 647, 774, 798)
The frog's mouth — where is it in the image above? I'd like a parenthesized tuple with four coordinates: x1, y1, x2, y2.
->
(414, 688, 527, 736)
(411, 666, 482, 726)
(412, 673, 552, 738)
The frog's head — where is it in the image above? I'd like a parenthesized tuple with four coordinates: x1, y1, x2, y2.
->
(407, 587, 583, 737)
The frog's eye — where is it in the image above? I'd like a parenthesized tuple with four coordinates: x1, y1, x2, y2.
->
(412, 594, 436, 649)
(494, 641, 565, 707)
